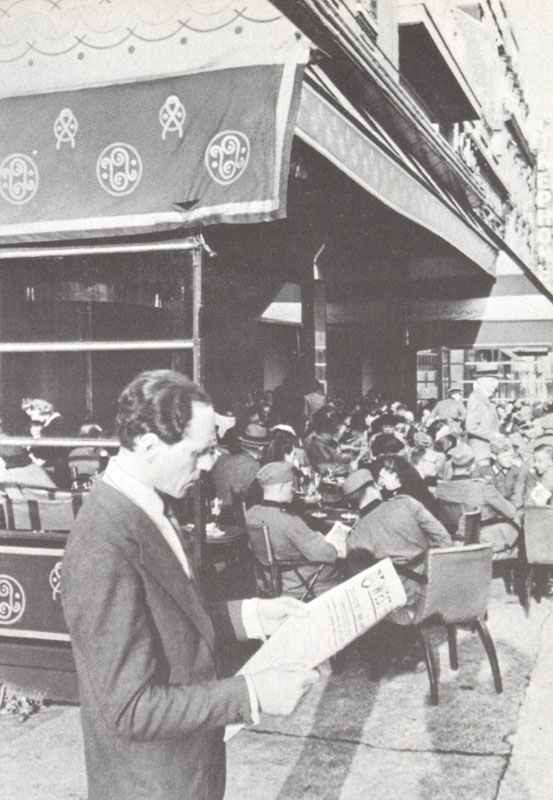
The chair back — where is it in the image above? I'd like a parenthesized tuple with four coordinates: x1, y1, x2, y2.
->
(436, 498, 480, 543)
(246, 523, 281, 595)
(412, 544, 493, 625)
(67, 449, 102, 479)
(435, 498, 465, 537)
(524, 505, 553, 565)
(462, 508, 481, 545)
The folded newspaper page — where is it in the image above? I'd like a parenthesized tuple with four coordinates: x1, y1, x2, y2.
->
(225, 557, 406, 740)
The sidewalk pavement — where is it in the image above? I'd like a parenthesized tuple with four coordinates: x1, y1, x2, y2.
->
(1, 584, 552, 800)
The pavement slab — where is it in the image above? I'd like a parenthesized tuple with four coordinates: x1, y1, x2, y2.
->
(0, 585, 550, 800)
(226, 730, 507, 800)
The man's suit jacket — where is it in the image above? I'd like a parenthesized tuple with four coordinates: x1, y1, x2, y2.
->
(62, 480, 251, 800)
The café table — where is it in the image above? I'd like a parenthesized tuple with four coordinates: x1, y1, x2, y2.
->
(299, 503, 359, 534)
(203, 523, 250, 570)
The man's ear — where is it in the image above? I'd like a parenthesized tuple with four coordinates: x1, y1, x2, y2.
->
(135, 432, 161, 461)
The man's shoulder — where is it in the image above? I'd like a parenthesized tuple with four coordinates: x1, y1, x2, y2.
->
(68, 481, 145, 551)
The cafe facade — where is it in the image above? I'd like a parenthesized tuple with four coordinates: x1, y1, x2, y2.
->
(0, 0, 552, 696)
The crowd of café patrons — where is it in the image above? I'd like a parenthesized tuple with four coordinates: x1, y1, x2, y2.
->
(2, 370, 553, 618)
(207, 367, 553, 620)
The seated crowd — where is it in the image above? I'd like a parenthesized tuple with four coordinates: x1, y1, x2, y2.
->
(2, 377, 553, 605)
(206, 371, 553, 608)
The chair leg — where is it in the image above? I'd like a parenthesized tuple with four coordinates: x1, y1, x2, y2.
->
(447, 624, 458, 671)
(513, 562, 530, 615)
(417, 627, 440, 706)
(475, 619, 503, 695)
(525, 566, 534, 609)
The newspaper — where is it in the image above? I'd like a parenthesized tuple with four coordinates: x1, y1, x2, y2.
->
(225, 558, 406, 740)
(324, 520, 352, 558)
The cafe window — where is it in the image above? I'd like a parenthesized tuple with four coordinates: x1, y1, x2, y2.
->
(417, 347, 553, 402)
(0, 242, 201, 436)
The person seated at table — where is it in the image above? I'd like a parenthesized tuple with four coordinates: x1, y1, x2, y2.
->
(260, 426, 297, 467)
(304, 408, 351, 476)
(435, 443, 520, 558)
(342, 468, 380, 518)
(0, 445, 57, 489)
(210, 426, 261, 512)
(21, 397, 72, 488)
(525, 444, 553, 505)
(67, 424, 109, 488)
(406, 446, 442, 517)
(345, 465, 451, 623)
(246, 461, 340, 599)
(474, 434, 527, 510)
(432, 431, 457, 479)
(526, 466, 553, 507)
(369, 431, 407, 460)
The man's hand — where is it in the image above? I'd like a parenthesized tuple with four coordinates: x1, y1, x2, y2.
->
(251, 667, 319, 716)
(257, 596, 309, 638)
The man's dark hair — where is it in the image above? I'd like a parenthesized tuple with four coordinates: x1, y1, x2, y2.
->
(116, 370, 211, 449)
(371, 432, 404, 457)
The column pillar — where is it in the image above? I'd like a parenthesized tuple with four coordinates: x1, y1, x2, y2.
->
(301, 254, 327, 393)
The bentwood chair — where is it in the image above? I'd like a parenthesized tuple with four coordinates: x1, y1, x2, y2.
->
(246, 523, 329, 602)
(395, 544, 502, 706)
(523, 505, 553, 606)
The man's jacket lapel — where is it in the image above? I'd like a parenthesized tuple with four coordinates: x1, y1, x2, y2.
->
(99, 482, 217, 655)
(138, 529, 216, 655)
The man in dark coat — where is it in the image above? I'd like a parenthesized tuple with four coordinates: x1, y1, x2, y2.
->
(62, 370, 318, 800)
(345, 466, 451, 622)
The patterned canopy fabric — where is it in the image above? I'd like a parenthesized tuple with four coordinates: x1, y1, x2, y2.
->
(0, 63, 304, 241)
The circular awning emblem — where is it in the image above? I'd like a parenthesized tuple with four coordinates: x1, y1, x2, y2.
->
(0, 153, 39, 205)
(0, 575, 26, 625)
(205, 130, 250, 185)
(96, 142, 143, 196)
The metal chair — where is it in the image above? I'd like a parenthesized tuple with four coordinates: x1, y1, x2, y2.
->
(396, 544, 502, 705)
(523, 505, 553, 606)
(246, 522, 330, 602)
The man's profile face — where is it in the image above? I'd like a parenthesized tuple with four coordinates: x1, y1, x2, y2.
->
(151, 402, 217, 498)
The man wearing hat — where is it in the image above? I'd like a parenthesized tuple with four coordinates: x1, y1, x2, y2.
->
(466, 366, 501, 464)
(345, 468, 451, 622)
(425, 386, 466, 436)
(246, 461, 340, 599)
(435, 443, 520, 558)
(475, 434, 527, 510)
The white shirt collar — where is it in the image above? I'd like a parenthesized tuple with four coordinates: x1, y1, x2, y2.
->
(103, 454, 164, 524)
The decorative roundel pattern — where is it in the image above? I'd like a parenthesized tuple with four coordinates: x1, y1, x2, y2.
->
(0, 575, 26, 625)
(205, 130, 250, 186)
(0, 153, 40, 205)
(96, 142, 143, 196)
